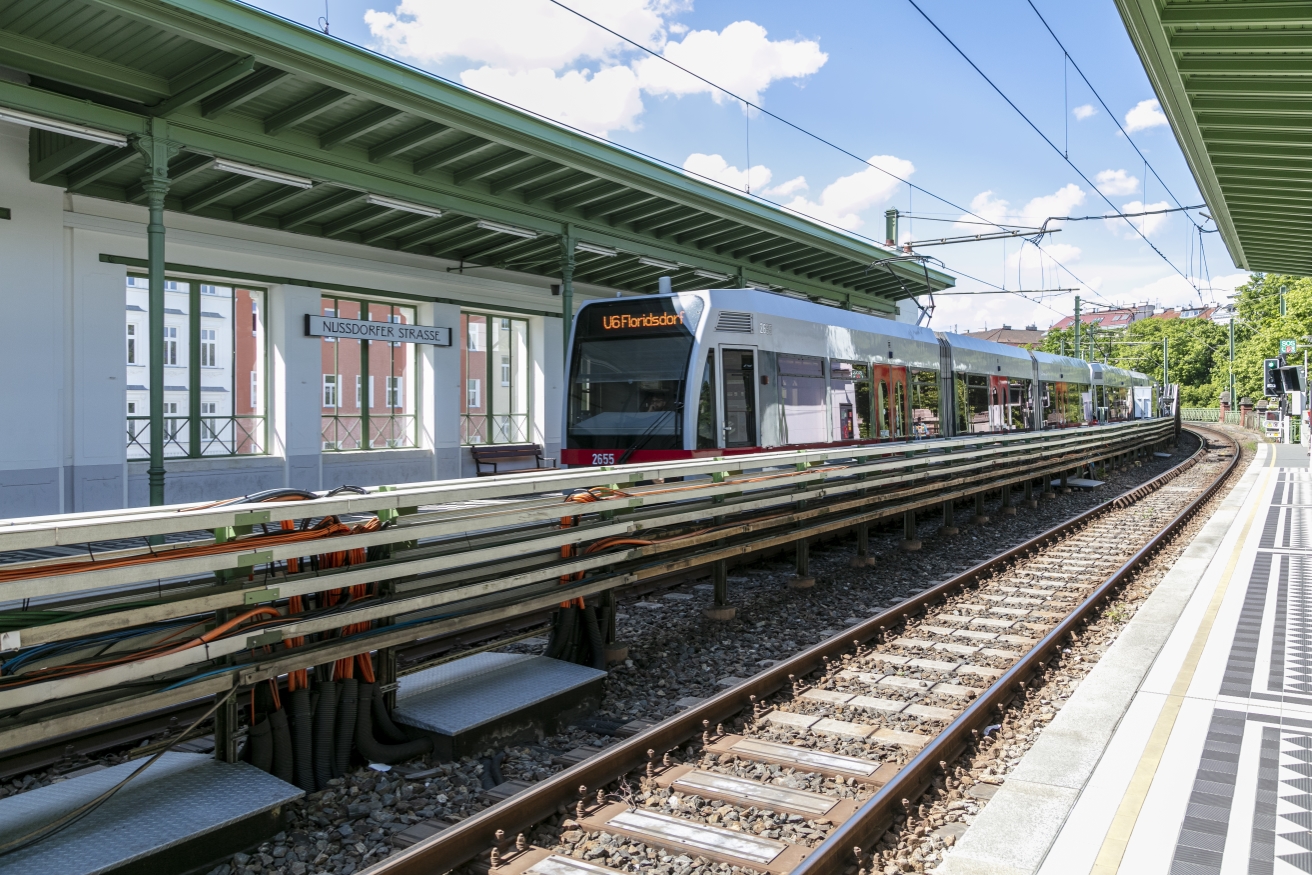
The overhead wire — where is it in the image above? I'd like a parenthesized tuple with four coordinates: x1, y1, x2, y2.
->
(903, 0, 1201, 294)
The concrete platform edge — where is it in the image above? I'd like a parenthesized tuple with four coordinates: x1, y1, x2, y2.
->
(936, 441, 1267, 875)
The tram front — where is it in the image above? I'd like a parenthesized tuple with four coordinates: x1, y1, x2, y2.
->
(562, 294, 705, 467)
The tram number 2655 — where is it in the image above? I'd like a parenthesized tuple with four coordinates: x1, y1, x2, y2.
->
(591, 453, 616, 465)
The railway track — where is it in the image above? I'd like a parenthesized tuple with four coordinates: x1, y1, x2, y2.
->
(368, 425, 1237, 875)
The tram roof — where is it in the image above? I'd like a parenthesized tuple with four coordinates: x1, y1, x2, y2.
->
(2, 0, 953, 313)
(1116, 0, 1312, 277)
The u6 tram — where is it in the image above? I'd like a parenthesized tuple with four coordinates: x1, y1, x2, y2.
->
(561, 290, 1156, 466)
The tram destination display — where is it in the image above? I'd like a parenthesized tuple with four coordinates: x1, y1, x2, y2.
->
(305, 314, 451, 345)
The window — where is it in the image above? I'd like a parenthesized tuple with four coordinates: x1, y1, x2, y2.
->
(200, 329, 217, 367)
(778, 354, 826, 445)
(163, 326, 178, 366)
(909, 369, 940, 437)
(461, 313, 529, 444)
(125, 276, 266, 459)
(320, 296, 416, 451)
(830, 361, 870, 441)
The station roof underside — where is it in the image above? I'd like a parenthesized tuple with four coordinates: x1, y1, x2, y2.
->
(1, 0, 953, 312)
(1117, 0, 1312, 277)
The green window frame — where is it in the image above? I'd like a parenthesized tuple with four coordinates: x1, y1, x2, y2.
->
(125, 274, 268, 458)
(460, 312, 531, 445)
(320, 294, 418, 451)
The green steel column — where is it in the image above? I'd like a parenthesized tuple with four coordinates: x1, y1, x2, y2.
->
(560, 225, 575, 364)
(1229, 317, 1236, 410)
(188, 280, 200, 456)
(1162, 336, 1169, 390)
(1073, 296, 1081, 360)
(132, 121, 179, 507)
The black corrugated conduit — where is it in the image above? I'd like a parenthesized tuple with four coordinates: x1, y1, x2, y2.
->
(269, 708, 294, 784)
(355, 684, 432, 764)
(583, 604, 606, 671)
(334, 678, 358, 777)
(372, 687, 411, 745)
(248, 716, 273, 774)
(289, 688, 314, 791)
(313, 681, 338, 789)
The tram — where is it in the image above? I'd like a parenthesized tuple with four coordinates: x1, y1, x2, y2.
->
(561, 289, 1155, 466)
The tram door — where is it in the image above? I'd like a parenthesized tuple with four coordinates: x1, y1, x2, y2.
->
(988, 376, 1009, 431)
(872, 365, 909, 439)
(720, 348, 758, 449)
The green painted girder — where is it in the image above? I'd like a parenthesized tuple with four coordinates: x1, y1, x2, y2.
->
(489, 161, 567, 196)
(458, 234, 541, 265)
(1207, 142, 1312, 161)
(1160, 2, 1312, 27)
(233, 182, 318, 221)
(393, 216, 469, 250)
(1171, 31, 1312, 51)
(67, 145, 138, 190)
(1211, 155, 1312, 173)
(1177, 56, 1312, 75)
(30, 138, 106, 183)
(152, 54, 254, 117)
(280, 189, 364, 230)
(360, 212, 439, 245)
(639, 209, 706, 236)
(412, 136, 496, 174)
(181, 173, 258, 212)
(1221, 184, 1312, 201)
(583, 262, 665, 289)
(732, 238, 802, 261)
(323, 205, 390, 238)
(711, 230, 771, 255)
(611, 200, 681, 229)
(126, 152, 220, 202)
(1225, 212, 1312, 229)
(0, 27, 168, 103)
(770, 249, 844, 273)
(521, 171, 593, 203)
(1185, 78, 1312, 96)
(1200, 126, 1312, 147)
(668, 216, 731, 242)
(320, 105, 402, 150)
(263, 87, 352, 135)
(368, 122, 448, 163)
(201, 66, 289, 118)
(584, 191, 656, 222)
(436, 228, 517, 256)
(553, 181, 624, 212)
(575, 257, 652, 286)
(401, 222, 490, 252)
(452, 149, 533, 187)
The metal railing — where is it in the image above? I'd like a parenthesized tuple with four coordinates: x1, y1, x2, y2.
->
(321, 413, 417, 450)
(126, 415, 266, 458)
(0, 419, 1173, 754)
(1181, 407, 1220, 421)
(461, 413, 530, 445)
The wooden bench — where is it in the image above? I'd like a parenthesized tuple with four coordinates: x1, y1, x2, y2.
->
(470, 442, 557, 476)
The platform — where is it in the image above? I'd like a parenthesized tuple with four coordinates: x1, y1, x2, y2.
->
(393, 652, 608, 760)
(939, 441, 1312, 875)
(0, 752, 300, 875)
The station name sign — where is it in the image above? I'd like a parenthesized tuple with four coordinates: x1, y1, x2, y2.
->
(305, 315, 452, 346)
(602, 311, 686, 331)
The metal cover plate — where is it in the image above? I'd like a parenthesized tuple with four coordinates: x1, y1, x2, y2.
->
(394, 652, 606, 736)
(0, 752, 301, 875)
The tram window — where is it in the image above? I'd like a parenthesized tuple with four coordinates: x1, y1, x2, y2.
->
(696, 350, 717, 450)
(909, 369, 939, 437)
(1007, 380, 1033, 431)
(567, 336, 690, 451)
(954, 373, 991, 434)
(779, 354, 826, 444)
(831, 361, 870, 441)
(877, 380, 890, 438)
(893, 381, 906, 437)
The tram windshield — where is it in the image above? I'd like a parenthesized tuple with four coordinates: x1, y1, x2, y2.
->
(566, 297, 702, 451)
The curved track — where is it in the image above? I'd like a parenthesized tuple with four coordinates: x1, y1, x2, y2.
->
(367, 426, 1239, 875)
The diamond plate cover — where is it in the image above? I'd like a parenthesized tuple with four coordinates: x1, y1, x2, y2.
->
(0, 752, 301, 875)
(395, 653, 606, 735)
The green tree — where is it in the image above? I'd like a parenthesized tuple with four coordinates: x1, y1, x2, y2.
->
(1222, 274, 1312, 402)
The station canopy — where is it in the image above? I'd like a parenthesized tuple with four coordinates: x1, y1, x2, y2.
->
(1117, 0, 1312, 277)
(1, 0, 953, 313)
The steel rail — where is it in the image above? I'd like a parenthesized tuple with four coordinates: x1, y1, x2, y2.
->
(792, 423, 1239, 874)
(364, 426, 1228, 875)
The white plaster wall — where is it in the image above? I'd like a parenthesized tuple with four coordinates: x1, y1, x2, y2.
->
(0, 122, 74, 518)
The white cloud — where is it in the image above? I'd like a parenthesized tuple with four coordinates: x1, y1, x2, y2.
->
(459, 66, 644, 136)
(1037, 242, 1082, 264)
(365, 0, 675, 71)
(766, 175, 808, 197)
(959, 184, 1085, 230)
(783, 155, 912, 231)
(634, 20, 827, 105)
(1095, 168, 1139, 196)
(1124, 98, 1168, 133)
(1106, 199, 1172, 238)
(1072, 103, 1096, 121)
(682, 153, 772, 193)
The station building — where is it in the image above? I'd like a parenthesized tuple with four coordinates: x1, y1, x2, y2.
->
(0, 0, 950, 518)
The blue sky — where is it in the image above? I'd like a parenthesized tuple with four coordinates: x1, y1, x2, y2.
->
(246, 0, 1248, 331)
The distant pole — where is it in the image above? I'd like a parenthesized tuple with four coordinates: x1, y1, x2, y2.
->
(1162, 336, 1169, 389)
(1073, 295, 1081, 360)
(1281, 284, 1288, 317)
(1229, 316, 1236, 407)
